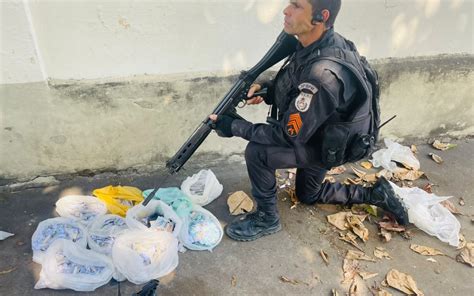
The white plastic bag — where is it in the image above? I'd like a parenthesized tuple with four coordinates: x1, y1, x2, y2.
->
(88, 214, 128, 255)
(179, 204, 223, 251)
(112, 230, 179, 284)
(126, 200, 182, 237)
(34, 239, 114, 291)
(181, 169, 223, 206)
(56, 195, 107, 225)
(31, 217, 88, 264)
(389, 181, 460, 246)
(371, 139, 420, 171)
(0, 230, 14, 240)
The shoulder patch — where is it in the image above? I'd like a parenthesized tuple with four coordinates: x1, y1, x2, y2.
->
(298, 82, 318, 94)
(295, 92, 312, 112)
(287, 113, 303, 137)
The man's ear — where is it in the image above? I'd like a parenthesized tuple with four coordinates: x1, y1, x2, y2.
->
(321, 9, 330, 23)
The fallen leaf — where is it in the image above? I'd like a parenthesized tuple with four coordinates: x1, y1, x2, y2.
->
(379, 228, 392, 242)
(346, 250, 376, 262)
(227, 191, 254, 215)
(422, 183, 433, 193)
(440, 200, 462, 215)
(411, 145, 418, 154)
(351, 204, 378, 217)
(432, 140, 457, 151)
(349, 280, 360, 296)
(359, 271, 378, 280)
(0, 267, 16, 275)
(346, 177, 362, 185)
(347, 215, 369, 242)
(377, 290, 393, 296)
(459, 197, 465, 206)
(456, 242, 474, 267)
(327, 212, 367, 231)
(360, 161, 373, 169)
(351, 166, 367, 178)
(386, 269, 424, 295)
(410, 244, 445, 256)
(393, 168, 424, 181)
(231, 275, 237, 287)
(426, 258, 437, 263)
(376, 169, 393, 180)
(327, 165, 346, 175)
(429, 153, 443, 164)
(320, 250, 329, 266)
(374, 247, 392, 259)
(332, 289, 340, 296)
(350, 166, 377, 183)
(378, 222, 405, 233)
(342, 259, 360, 284)
(339, 232, 364, 251)
(324, 175, 336, 183)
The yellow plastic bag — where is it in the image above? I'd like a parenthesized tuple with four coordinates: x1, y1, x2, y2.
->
(92, 185, 143, 217)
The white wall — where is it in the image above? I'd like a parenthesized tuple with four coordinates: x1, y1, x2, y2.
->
(1, 0, 473, 84)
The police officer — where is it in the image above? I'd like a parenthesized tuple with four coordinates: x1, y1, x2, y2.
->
(210, 0, 408, 241)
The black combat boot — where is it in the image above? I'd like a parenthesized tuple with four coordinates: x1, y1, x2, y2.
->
(368, 176, 409, 225)
(225, 209, 281, 241)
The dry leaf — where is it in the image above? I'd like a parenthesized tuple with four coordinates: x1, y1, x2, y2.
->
(374, 247, 392, 259)
(379, 228, 392, 242)
(456, 242, 474, 267)
(422, 183, 433, 193)
(432, 140, 456, 151)
(0, 267, 16, 275)
(320, 250, 329, 266)
(410, 244, 445, 256)
(378, 216, 406, 232)
(359, 271, 378, 280)
(332, 289, 340, 296)
(227, 191, 254, 215)
(426, 257, 437, 263)
(346, 177, 362, 185)
(386, 269, 424, 295)
(440, 200, 462, 215)
(393, 168, 424, 181)
(324, 175, 336, 183)
(351, 166, 367, 178)
(349, 280, 360, 296)
(376, 169, 393, 180)
(347, 215, 369, 242)
(351, 204, 378, 217)
(429, 153, 443, 164)
(339, 232, 364, 251)
(411, 145, 418, 154)
(377, 289, 393, 296)
(459, 197, 465, 206)
(231, 275, 237, 287)
(327, 165, 346, 175)
(342, 259, 360, 284)
(346, 250, 376, 262)
(361, 161, 373, 169)
(327, 212, 366, 231)
(280, 276, 299, 285)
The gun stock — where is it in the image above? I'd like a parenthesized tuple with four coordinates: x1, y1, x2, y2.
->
(166, 31, 298, 174)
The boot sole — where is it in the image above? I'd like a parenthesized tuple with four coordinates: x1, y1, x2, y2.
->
(225, 224, 282, 242)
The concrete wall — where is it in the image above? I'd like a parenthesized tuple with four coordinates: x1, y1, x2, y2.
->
(1, 0, 473, 182)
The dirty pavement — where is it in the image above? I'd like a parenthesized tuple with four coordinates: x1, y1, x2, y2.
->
(0, 138, 473, 295)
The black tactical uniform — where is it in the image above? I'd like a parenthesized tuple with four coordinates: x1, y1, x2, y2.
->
(223, 28, 408, 241)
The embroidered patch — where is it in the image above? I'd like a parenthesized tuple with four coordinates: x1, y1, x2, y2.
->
(287, 113, 303, 137)
(298, 82, 318, 94)
(295, 92, 312, 112)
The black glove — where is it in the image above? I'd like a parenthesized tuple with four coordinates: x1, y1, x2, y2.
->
(212, 115, 235, 138)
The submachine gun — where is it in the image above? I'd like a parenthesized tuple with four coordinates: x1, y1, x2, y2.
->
(165, 31, 298, 174)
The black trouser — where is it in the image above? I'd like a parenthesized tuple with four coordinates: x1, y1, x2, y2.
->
(245, 142, 370, 215)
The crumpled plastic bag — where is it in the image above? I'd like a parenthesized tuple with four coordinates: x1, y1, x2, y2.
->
(126, 200, 182, 238)
(92, 185, 144, 217)
(371, 139, 420, 171)
(389, 181, 460, 246)
(179, 205, 223, 251)
(143, 187, 193, 218)
(0, 230, 14, 240)
(56, 195, 107, 225)
(32, 217, 88, 264)
(34, 239, 114, 291)
(181, 169, 223, 206)
(112, 230, 179, 284)
(88, 214, 128, 255)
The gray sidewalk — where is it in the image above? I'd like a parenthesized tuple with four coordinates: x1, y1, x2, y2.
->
(0, 139, 473, 295)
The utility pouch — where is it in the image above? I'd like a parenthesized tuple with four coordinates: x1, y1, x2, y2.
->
(347, 133, 374, 162)
(321, 124, 350, 169)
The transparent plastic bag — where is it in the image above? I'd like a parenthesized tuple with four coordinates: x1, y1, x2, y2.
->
(87, 214, 128, 255)
(179, 204, 223, 251)
(92, 185, 144, 217)
(112, 230, 179, 284)
(56, 195, 107, 225)
(126, 200, 182, 238)
(34, 239, 114, 291)
(31, 217, 88, 264)
(371, 139, 420, 171)
(181, 169, 223, 206)
(389, 181, 460, 246)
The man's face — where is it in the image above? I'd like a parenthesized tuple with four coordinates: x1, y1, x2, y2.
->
(283, 0, 314, 36)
